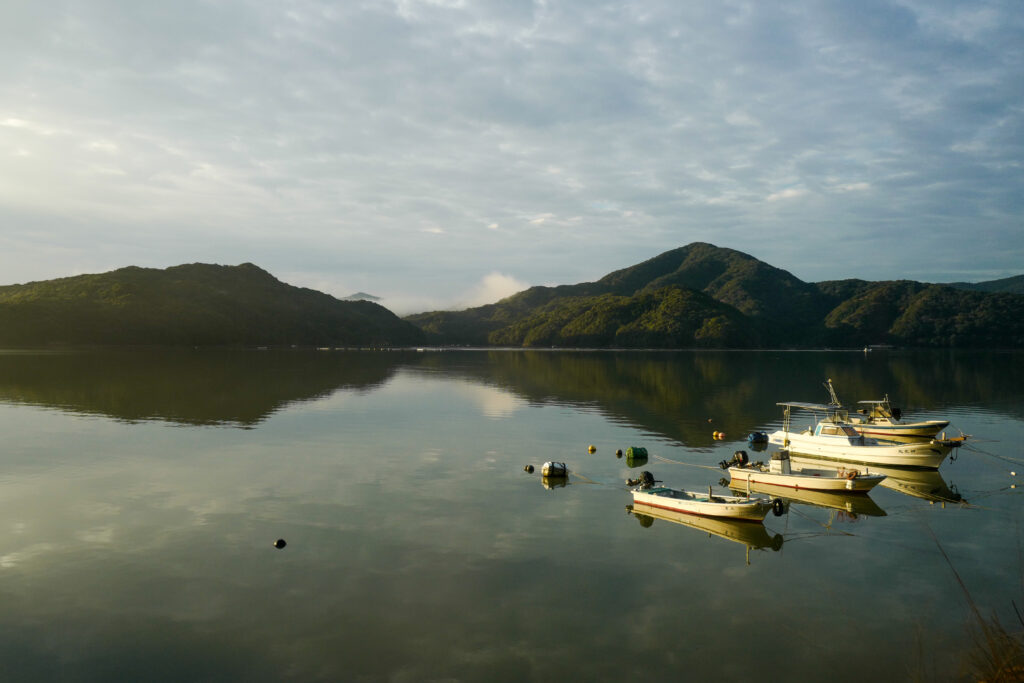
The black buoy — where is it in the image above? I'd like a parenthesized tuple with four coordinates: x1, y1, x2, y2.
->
(524, 464, 535, 473)
(274, 538, 287, 549)
(615, 449, 623, 457)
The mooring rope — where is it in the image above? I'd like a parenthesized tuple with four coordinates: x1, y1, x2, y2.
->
(963, 443, 1024, 468)
(652, 453, 725, 471)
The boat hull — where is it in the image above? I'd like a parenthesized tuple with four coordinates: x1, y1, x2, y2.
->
(727, 466, 885, 493)
(767, 430, 950, 469)
(631, 487, 771, 521)
(847, 420, 949, 441)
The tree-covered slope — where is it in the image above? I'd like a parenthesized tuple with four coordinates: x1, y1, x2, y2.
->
(0, 263, 425, 347)
(820, 281, 1024, 347)
(946, 274, 1024, 295)
(407, 243, 824, 346)
(488, 286, 759, 348)
(405, 242, 1024, 349)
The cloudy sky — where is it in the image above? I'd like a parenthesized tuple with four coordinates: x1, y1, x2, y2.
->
(1, 0, 1021, 313)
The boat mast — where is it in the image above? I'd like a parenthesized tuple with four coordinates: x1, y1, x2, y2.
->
(825, 378, 841, 407)
(782, 404, 791, 448)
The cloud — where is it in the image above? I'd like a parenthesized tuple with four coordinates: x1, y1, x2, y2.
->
(0, 0, 1021, 293)
(766, 188, 808, 202)
(464, 272, 530, 307)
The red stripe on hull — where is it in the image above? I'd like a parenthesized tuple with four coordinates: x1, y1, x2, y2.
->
(633, 499, 765, 522)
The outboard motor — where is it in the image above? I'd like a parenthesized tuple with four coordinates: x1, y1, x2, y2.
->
(719, 450, 749, 469)
(627, 470, 658, 488)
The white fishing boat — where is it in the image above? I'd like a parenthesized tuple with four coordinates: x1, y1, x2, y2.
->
(631, 481, 773, 521)
(767, 402, 959, 469)
(725, 450, 886, 493)
(822, 381, 950, 440)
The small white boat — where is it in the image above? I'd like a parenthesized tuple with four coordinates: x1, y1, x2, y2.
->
(767, 402, 958, 469)
(631, 482, 773, 521)
(628, 504, 784, 561)
(726, 450, 886, 493)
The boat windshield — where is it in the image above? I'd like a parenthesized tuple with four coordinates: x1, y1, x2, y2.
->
(818, 424, 862, 437)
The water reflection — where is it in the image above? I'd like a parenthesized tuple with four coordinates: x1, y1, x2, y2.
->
(0, 348, 1020, 680)
(0, 349, 412, 427)
(789, 455, 966, 505)
(413, 349, 1024, 447)
(724, 478, 888, 517)
(1, 348, 1020, 441)
(626, 504, 784, 563)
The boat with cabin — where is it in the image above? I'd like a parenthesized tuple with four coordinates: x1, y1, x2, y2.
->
(767, 402, 960, 469)
(822, 380, 950, 440)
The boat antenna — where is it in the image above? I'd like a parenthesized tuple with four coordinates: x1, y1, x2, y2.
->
(824, 378, 841, 407)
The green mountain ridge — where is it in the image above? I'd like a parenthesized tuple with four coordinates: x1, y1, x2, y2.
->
(0, 263, 424, 347)
(2, 246, 1022, 348)
(946, 274, 1024, 295)
(405, 243, 1024, 348)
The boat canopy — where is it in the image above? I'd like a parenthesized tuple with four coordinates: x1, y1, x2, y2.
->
(776, 402, 839, 411)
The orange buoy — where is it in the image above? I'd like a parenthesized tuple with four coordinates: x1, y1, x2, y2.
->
(588, 444, 597, 453)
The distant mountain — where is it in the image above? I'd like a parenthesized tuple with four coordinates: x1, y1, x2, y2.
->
(342, 292, 381, 301)
(946, 274, 1024, 295)
(0, 263, 425, 347)
(405, 243, 1024, 349)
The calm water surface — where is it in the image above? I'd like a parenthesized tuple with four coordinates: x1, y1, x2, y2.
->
(0, 349, 1021, 681)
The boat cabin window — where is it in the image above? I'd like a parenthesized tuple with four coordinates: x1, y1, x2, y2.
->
(819, 424, 861, 437)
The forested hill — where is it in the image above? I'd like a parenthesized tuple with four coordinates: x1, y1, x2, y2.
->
(0, 263, 425, 347)
(946, 274, 1024, 295)
(405, 243, 1024, 349)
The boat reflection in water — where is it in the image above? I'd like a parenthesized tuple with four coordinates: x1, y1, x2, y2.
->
(726, 478, 887, 518)
(627, 504, 783, 565)
(789, 455, 965, 506)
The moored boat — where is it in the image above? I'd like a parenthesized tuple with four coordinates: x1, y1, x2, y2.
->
(767, 402, 957, 469)
(725, 449, 886, 493)
(823, 380, 950, 440)
(631, 478, 773, 521)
